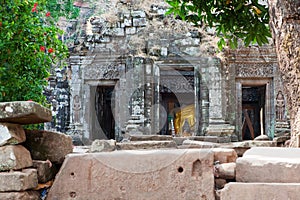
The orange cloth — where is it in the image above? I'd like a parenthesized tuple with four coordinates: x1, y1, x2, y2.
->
(174, 104, 195, 135)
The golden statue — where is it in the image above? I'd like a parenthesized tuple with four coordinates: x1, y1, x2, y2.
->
(174, 104, 195, 136)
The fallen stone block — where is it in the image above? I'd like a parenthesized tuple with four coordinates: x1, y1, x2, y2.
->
(220, 182, 300, 200)
(236, 147, 300, 182)
(214, 163, 236, 180)
(180, 140, 220, 148)
(212, 148, 237, 163)
(0, 169, 38, 192)
(129, 135, 173, 141)
(47, 149, 215, 200)
(24, 130, 73, 164)
(117, 140, 177, 150)
(221, 141, 276, 156)
(89, 139, 116, 152)
(32, 160, 59, 183)
(0, 101, 52, 124)
(0, 145, 32, 171)
(0, 191, 40, 200)
(0, 123, 26, 146)
(215, 178, 227, 190)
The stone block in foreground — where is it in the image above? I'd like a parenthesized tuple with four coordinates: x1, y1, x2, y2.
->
(236, 147, 300, 182)
(0, 191, 40, 200)
(117, 140, 177, 150)
(0, 145, 32, 171)
(32, 160, 59, 183)
(0, 123, 26, 146)
(47, 149, 215, 200)
(212, 148, 237, 163)
(24, 130, 73, 164)
(0, 169, 38, 192)
(0, 101, 52, 124)
(220, 182, 300, 200)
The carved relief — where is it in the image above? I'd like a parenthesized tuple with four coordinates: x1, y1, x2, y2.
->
(84, 63, 125, 80)
(276, 91, 286, 121)
(160, 75, 194, 93)
(73, 95, 81, 124)
(235, 63, 274, 77)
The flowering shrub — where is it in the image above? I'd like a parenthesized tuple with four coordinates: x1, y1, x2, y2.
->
(0, 0, 77, 105)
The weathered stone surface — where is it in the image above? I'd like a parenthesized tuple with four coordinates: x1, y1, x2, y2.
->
(117, 140, 177, 150)
(129, 135, 173, 141)
(48, 149, 215, 200)
(236, 147, 300, 182)
(0, 145, 32, 171)
(0, 191, 40, 200)
(220, 182, 300, 200)
(0, 123, 26, 146)
(254, 134, 270, 141)
(214, 163, 236, 180)
(0, 101, 52, 124)
(215, 178, 227, 190)
(181, 140, 220, 148)
(24, 130, 73, 164)
(0, 169, 38, 192)
(89, 139, 116, 152)
(32, 160, 58, 183)
(212, 148, 237, 163)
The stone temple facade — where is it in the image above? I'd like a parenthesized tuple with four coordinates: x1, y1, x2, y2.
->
(45, 0, 290, 144)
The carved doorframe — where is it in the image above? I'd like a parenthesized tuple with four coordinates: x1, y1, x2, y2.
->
(236, 78, 273, 140)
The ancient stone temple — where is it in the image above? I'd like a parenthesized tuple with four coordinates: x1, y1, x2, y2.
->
(46, 0, 290, 144)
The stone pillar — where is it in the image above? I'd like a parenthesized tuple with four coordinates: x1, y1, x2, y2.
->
(205, 58, 235, 138)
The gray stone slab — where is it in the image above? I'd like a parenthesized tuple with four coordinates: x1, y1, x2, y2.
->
(0, 101, 52, 124)
(0, 145, 32, 171)
(220, 182, 300, 200)
(89, 139, 116, 153)
(236, 147, 300, 182)
(181, 140, 220, 148)
(0, 169, 38, 192)
(129, 135, 173, 141)
(47, 149, 215, 200)
(24, 130, 73, 164)
(32, 160, 58, 183)
(0, 123, 26, 146)
(117, 140, 177, 150)
(0, 191, 40, 200)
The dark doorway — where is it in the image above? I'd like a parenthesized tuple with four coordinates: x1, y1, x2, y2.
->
(95, 86, 115, 139)
(242, 85, 266, 140)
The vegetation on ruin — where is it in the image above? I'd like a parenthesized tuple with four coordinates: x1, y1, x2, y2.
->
(0, 0, 78, 105)
(166, 0, 271, 49)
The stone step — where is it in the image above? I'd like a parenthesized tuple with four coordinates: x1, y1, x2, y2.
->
(0, 191, 40, 200)
(47, 149, 215, 200)
(0, 101, 52, 124)
(23, 130, 73, 164)
(220, 182, 300, 200)
(0, 145, 32, 171)
(0, 169, 38, 192)
(0, 123, 26, 146)
(117, 140, 177, 150)
(236, 147, 300, 183)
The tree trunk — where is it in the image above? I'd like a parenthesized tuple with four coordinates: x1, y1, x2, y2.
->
(268, 0, 300, 147)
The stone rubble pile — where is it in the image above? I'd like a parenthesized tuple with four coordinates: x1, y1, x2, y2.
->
(0, 101, 72, 200)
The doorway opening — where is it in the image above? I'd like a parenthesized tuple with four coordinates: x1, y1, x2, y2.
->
(242, 85, 266, 140)
(95, 86, 115, 139)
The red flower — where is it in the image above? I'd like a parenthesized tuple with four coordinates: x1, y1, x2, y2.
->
(48, 48, 54, 53)
(40, 46, 46, 52)
(34, 3, 38, 7)
(32, 2, 38, 12)
(46, 12, 51, 17)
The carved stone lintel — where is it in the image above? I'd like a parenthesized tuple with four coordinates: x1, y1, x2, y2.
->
(235, 63, 275, 77)
(84, 63, 125, 80)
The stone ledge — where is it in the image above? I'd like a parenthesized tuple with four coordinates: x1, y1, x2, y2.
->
(0, 191, 40, 200)
(0, 101, 52, 124)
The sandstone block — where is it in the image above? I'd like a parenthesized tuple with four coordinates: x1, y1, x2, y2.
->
(181, 140, 220, 148)
(215, 178, 227, 190)
(24, 130, 73, 164)
(0, 123, 26, 146)
(221, 141, 276, 156)
(117, 140, 177, 150)
(0, 101, 52, 124)
(89, 139, 116, 153)
(0, 145, 32, 171)
(214, 163, 236, 180)
(212, 148, 237, 163)
(0, 191, 40, 200)
(236, 147, 300, 182)
(220, 182, 300, 200)
(32, 160, 58, 183)
(47, 149, 215, 200)
(129, 135, 173, 141)
(0, 169, 38, 192)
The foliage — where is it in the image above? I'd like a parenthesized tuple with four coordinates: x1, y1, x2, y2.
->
(0, 0, 78, 105)
(165, 0, 272, 49)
